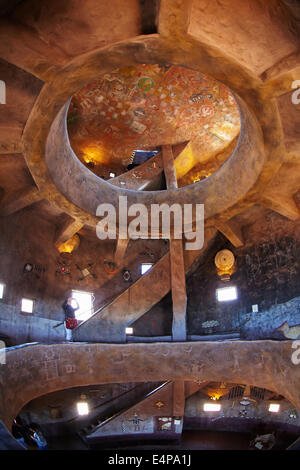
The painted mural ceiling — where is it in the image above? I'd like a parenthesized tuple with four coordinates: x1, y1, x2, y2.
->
(68, 64, 240, 185)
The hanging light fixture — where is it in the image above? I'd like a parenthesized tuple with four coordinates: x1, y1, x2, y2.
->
(214, 249, 236, 281)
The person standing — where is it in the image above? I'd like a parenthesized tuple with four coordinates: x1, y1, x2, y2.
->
(62, 296, 79, 341)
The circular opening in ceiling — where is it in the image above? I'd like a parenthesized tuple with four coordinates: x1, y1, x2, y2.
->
(67, 64, 240, 190)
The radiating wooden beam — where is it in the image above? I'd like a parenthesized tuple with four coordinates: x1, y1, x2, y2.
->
(285, 141, 300, 163)
(0, 19, 67, 81)
(162, 145, 187, 341)
(185, 381, 201, 399)
(185, 381, 210, 398)
(260, 194, 300, 220)
(214, 219, 244, 247)
(114, 238, 130, 266)
(0, 186, 43, 216)
(259, 64, 300, 100)
(55, 218, 83, 246)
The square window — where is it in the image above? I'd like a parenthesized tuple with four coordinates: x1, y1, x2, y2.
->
(0, 283, 4, 299)
(21, 298, 33, 313)
(216, 286, 237, 302)
(141, 263, 153, 275)
(125, 327, 133, 335)
(269, 403, 280, 413)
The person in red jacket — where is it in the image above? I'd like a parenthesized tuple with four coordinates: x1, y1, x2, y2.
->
(62, 296, 79, 341)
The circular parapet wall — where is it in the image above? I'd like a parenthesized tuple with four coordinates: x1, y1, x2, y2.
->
(22, 35, 284, 232)
(45, 90, 264, 236)
(0, 341, 299, 430)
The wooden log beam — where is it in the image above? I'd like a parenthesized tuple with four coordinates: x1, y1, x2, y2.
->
(0, 186, 43, 216)
(214, 219, 244, 247)
(260, 194, 300, 220)
(0, 19, 68, 81)
(55, 218, 84, 246)
(173, 380, 185, 417)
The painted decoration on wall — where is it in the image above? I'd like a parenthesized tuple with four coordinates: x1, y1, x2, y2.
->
(128, 413, 144, 432)
(154, 400, 165, 409)
(23, 262, 46, 279)
(104, 260, 118, 275)
(122, 269, 132, 282)
(56, 259, 72, 276)
(68, 64, 240, 183)
(157, 417, 173, 431)
(202, 320, 219, 329)
(277, 321, 300, 339)
(75, 263, 97, 281)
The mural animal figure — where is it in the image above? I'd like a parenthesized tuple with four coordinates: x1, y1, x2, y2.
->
(277, 321, 300, 339)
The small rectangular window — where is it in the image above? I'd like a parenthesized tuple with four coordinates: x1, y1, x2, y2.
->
(0, 283, 4, 299)
(203, 403, 221, 412)
(216, 286, 237, 302)
(141, 263, 153, 275)
(269, 403, 280, 413)
(21, 298, 34, 313)
(77, 402, 89, 416)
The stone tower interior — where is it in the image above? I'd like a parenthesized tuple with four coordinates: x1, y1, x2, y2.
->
(0, 0, 300, 455)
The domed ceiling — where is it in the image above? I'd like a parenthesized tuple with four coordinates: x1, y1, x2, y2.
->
(68, 64, 240, 185)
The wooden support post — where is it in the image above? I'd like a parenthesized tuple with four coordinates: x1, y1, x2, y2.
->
(173, 380, 185, 418)
(162, 145, 187, 341)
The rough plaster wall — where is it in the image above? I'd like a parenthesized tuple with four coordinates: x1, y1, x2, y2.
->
(0, 206, 167, 343)
(188, 0, 298, 75)
(0, 304, 65, 345)
(185, 214, 300, 336)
